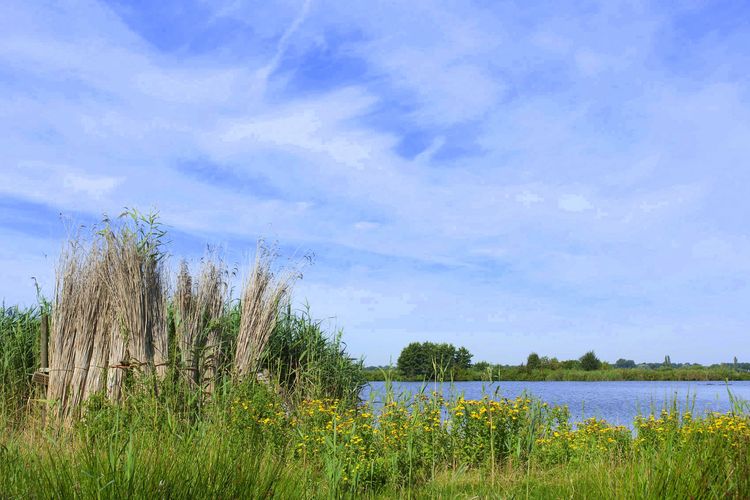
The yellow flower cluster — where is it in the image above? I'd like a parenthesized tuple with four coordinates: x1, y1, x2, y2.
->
(228, 392, 750, 481)
(535, 417, 629, 462)
(635, 410, 750, 449)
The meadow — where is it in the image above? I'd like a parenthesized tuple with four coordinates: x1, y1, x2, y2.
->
(1, 212, 749, 498)
(2, 306, 750, 498)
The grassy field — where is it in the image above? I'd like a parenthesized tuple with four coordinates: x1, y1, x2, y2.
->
(2, 307, 750, 498)
(1, 214, 748, 498)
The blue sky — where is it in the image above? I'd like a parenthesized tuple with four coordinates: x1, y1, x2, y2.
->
(2, 0, 750, 365)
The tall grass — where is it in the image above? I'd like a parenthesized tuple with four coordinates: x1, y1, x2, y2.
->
(264, 304, 366, 405)
(234, 244, 297, 380)
(0, 305, 39, 425)
(2, 209, 748, 497)
(0, 377, 747, 498)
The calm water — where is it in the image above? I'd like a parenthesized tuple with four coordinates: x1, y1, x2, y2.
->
(362, 380, 750, 427)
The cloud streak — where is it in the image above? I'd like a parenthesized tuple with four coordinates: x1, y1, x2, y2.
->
(1, 0, 750, 364)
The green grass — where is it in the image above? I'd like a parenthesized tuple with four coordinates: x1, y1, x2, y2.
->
(0, 305, 41, 426)
(0, 381, 748, 498)
(2, 304, 749, 498)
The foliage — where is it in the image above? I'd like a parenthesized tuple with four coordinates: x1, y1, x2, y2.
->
(263, 305, 365, 405)
(0, 306, 39, 426)
(615, 358, 636, 368)
(579, 351, 602, 371)
(526, 352, 541, 371)
(1, 380, 749, 498)
(396, 342, 473, 379)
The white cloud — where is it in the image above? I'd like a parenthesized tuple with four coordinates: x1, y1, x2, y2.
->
(63, 173, 123, 199)
(558, 194, 593, 212)
(1, 0, 750, 363)
(516, 190, 544, 206)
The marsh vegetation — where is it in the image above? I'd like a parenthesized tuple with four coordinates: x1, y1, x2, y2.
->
(0, 211, 748, 498)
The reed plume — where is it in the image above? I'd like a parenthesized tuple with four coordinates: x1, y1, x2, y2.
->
(234, 245, 296, 380)
(174, 257, 227, 387)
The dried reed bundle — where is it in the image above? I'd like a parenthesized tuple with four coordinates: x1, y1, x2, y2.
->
(195, 258, 227, 391)
(47, 211, 170, 416)
(82, 296, 111, 401)
(48, 238, 113, 420)
(175, 262, 196, 383)
(234, 246, 295, 380)
(104, 222, 168, 394)
(47, 240, 85, 417)
(174, 258, 227, 387)
(65, 245, 109, 420)
(105, 321, 128, 402)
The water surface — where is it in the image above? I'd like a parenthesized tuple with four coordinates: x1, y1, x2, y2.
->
(363, 380, 750, 426)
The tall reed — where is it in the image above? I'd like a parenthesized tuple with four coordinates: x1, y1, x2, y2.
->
(234, 244, 296, 380)
(174, 257, 228, 390)
(47, 210, 169, 419)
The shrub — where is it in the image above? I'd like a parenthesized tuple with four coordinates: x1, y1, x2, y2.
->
(526, 352, 541, 371)
(579, 351, 602, 371)
(263, 305, 365, 405)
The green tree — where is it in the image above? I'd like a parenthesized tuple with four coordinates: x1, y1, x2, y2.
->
(473, 361, 490, 372)
(561, 359, 580, 370)
(397, 342, 429, 377)
(397, 342, 472, 378)
(579, 351, 602, 371)
(454, 346, 473, 370)
(547, 357, 561, 370)
(526, 352, 541, 371)
(615, 358, 636, 369)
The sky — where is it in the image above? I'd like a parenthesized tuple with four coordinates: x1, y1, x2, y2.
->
(2, 0, 750, 365)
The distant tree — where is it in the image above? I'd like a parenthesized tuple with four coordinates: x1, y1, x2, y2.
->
(433, 343, 457, 375)
(474, 361, 491, 372)
(454, 346, 473, 369)
(734, 356, 739, 371)
(615, 358, 636, 369)
(561, 359, 580, 370)
(397, 342, 473, 378)
(397, 342, 428, 377)
(663, 355, 672, 368)
(579, 351, 602, 371)
(526, 352, 541, 371)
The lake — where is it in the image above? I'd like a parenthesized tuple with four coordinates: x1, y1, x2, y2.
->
(362, 380, 750, 427)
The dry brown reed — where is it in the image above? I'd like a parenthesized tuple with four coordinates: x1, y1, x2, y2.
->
(47, 213, 169, 420)
(46, 211, 298, 421)
(66, 245, 109, 419)
(47, 239, 111, 421)
(174, 257, 228, 389)
(103, 225, 168, 387)
(47, 239, 83, 419)
(234, 245, 296, 380)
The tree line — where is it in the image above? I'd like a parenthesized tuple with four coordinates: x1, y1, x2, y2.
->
(396, 342, 472, 378)
(370, 345, 750, 381)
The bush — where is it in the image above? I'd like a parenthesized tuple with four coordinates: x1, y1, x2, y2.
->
(526, 352, 541, 371)
(579, 351, 602, 371)
(615, 358, 636, 369)
(263, 305, 365, 405)
(396, 342, 473, 379)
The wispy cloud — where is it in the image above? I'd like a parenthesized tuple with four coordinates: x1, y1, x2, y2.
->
(2, 0, 750, 364)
